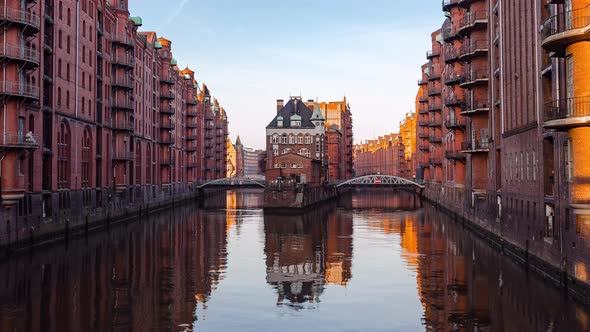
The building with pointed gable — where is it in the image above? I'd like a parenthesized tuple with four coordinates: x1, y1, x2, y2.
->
(265, 97, 327, 186)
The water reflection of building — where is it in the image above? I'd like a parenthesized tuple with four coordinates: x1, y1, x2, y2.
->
(0, 205, 229, 331)
(263, 205, 352, 307)
(393, 204, 590, 331)
(350, 188, 420, 211)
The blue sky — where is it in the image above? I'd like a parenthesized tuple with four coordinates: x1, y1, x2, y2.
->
(129, 0, 445, 149)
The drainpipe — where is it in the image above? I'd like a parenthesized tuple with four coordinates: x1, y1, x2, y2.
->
(74, 0, 79, 181)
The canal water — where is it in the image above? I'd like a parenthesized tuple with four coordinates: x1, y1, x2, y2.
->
(1, 189, 589, 331)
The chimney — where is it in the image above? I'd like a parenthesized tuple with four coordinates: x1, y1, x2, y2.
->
(307, 99, 314, 108)
(277, 99, 284, 113)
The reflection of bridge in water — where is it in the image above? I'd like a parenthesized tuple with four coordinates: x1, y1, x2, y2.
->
(198, 177, 265, 189)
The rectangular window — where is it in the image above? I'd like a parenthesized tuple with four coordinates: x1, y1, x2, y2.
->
(566, 139, 574, 182)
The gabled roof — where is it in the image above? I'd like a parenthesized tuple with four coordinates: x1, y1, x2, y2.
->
(266, 98, 316, 129)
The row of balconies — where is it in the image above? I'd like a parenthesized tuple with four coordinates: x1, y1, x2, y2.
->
(544, 96, 590, 129)
(459, 39, 488, 60)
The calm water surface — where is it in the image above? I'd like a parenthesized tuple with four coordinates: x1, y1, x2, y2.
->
(1, 189, 589, 331)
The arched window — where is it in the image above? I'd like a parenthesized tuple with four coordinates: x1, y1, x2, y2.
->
(67, 35, 70, 54)
(57, 121, 71, 189)
(135, 141, 141, 185)
(81, 128, 91, 188)
(58, 30, 62, 49)
(272, 134, 278, 144)
(289, 134, 294, 144)
(67, 8, 71, 26)
(146, 143, 151, 184)
(305, 135, 311, 145)
(297, 135, 303, 144)
(59, 1, 63, 20)
(281, 134, 287, 144)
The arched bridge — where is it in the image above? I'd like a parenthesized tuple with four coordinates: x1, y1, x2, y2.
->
(335, 174, 424, 191)
(198, 177, 265, 189)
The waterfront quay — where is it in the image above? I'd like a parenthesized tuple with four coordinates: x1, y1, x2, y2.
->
(1, 189, 588, 331)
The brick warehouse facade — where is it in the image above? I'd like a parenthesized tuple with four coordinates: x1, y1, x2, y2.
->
(410, 0, 590, 289)
(0, 0, 229, 246)
(354, 112, 417, 180)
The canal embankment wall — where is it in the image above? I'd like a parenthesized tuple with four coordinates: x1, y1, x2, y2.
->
(421, 185, 590, 304)
(0, 185, 221, 257)
(263, 185, 338, 211)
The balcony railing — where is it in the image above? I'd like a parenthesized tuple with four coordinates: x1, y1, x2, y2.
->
(0, 44, 40, 67)
(462, 139, 489, 152)
(111, 99, 134, 110)
(444, 45, 459, 63)
(429, 133, 442, 143)
(112, 120, 134, 131)
(186, 134, 197, 140)
(419, 96, 429, 103)
(458, 11, 488, 34)
(445, 94, 465, 106)
(445, 149, 465, 160)
(418, 132, 429, 139)
(0, 6, 41, 34)
(428, 70, 441, 81)
(428, 103, 442, 112)
(160, 91, 175, 99)
(419, 144, 430, 151)
(112, 34, 135, 48)
(459, 40, 489, 60)
(442, 25, 459, 42)
(460, 69, 489, 88)
(0, 133, 39, 149)
(0, 81, 40, 100)
(160, 159, 176, 166)
(544, 96, 590, 129)
(160, 77, 175, 85)
(160, 106, 175, 114)
(159, 136, 174, 145)
(428, 119, 443, 127)
(445, 117, 466, 129)
(417, 78, 428, 86)
(111, 54, 134, 67)
(112, 151, 134, 161)
(445, 70, 465, 85)
(111, 77, 134, 89)
(419, 105, 429, 114)
(462, 96, 490, 115)
(186, 110, 198, 117)
(429, 157, 443, 165)
(428, 85, 442, 96)
(160, 119, 175, 130)
(542, 5, 590, 52)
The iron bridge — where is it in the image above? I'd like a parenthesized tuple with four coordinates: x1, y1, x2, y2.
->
(198, 177, 265, 189)
(335, 174, 425, 190)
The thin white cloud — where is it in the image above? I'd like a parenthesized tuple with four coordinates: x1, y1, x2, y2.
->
(160, 0, 190, 29)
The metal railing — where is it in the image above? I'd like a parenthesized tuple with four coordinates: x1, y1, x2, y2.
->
(111, 99, 134, 110)
(459, 39, 489, 58)
(0, 132, 39, 148)
(445, 149, 465, 159)
(111, 54, 134, 67)
(445, 118, 466, 128)
(111, 34, 135, 47)
(462, 139, 489, 151)
(542, 5, 590, 40)
(459, 10, 489, 32)
(112, 120, 134, 131)
(428, 119, 443, 127)
(160, 159, 176, 166)
(544, 96, 590, 122)
(112, 151, 134, 160)
(462, 69, 489, 85)
(445, 94, 465, 106)
(445, 70, 465, 85)
(160, 91, 175, 99)
(0, 6, 41, 30)
(442, 0, 460, 10)
(0, 44, 40, 65)
(429, 156, 443, 164)
(0, 81, 40, 99)
(429, 133, 442, 143)
(444, 45, 459, 63)
(111, 77, 134, 89)
(160, 119, 175, 130)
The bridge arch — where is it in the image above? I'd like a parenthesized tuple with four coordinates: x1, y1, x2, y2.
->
(336, 174, 424, 189)
(198, 177, 265, 189)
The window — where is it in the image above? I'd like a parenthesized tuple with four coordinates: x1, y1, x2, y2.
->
(58, 30, 62, 48)
(282, 148, 291, 155)
(146, 143, 152, 184)
(281, 135, 287, 144)
(135, 141, 142, 184)
(67, 35, 70, 53)
(59, 1, 63, 20)
(289, 135, 294, 144)
(58, 122, 71, 189)
(58, 59, 62, 77)
(566, 139, 574, 182)
(66, 90, 70, 109)
(67, 8, 71, 26)
(81, 129, 91, 188)
(280, 163, 286, 169)
(297, 135, 303, 144)
(272, 134, 278, 144)
(305, 135, 311, 144)
(291, 164, 298, 169)
(273, 150, 278, 156)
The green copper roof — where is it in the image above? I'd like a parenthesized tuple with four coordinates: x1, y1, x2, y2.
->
(154, 41, 162, 49)
(290, 114, 302, 121)
(193, 83, 198, 88)
(170, 58, 178, 66)
(130, 16, 142, 27)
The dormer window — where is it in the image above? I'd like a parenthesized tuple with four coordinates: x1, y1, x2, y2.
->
(277, 116, 283, 127)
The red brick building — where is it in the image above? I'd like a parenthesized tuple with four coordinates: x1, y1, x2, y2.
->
(411, 0, 590, 288)
(265, 97, 327, 186)
(0, 0, 228, 235)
